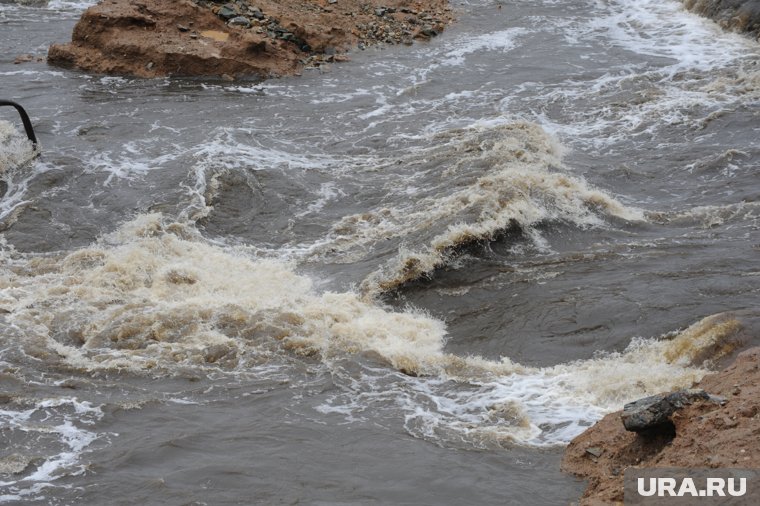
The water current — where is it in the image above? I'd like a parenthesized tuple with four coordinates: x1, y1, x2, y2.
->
(1, 0, 759, 504)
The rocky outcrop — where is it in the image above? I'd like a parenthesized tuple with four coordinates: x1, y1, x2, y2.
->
(620, 389, 719, 433)
(47, 0, 454, 79)
(562, 347, 760, 504)
(682, 0, 760, 38)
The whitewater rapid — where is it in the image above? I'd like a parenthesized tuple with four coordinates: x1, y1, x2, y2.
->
(1, 0, 759, 504)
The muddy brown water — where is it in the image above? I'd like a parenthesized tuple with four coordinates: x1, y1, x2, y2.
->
(1, 0, 759, 504)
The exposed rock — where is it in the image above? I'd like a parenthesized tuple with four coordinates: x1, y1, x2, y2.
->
(48, 0, 292, 79)
(562, 346, 760, 505)
(585, 447, 603, 458)
(620, 389, 715, 432)
(48, 0, 455, 80)
(682, 0, 760, 38)
(228, 16, 252, 28)
(218, 5, 238, 21)
(13, 54, 34, 64)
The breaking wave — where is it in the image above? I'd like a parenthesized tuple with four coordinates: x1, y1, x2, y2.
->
(303, 122, 643, 294)
(0, 121, 36, 175)
(0, 214, 748, 446)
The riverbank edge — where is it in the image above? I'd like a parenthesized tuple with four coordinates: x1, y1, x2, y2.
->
(46, 0, 454, 79)
(562, 344, 760, 504)
(682, 0, 760, 39)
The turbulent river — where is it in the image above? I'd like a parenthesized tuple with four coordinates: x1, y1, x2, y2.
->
(1, 0, 759, 504)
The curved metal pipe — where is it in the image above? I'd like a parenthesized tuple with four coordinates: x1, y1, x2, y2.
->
(0, 100, 38, 148)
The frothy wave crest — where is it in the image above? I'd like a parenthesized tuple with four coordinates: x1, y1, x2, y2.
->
(1, 215, 748, 446)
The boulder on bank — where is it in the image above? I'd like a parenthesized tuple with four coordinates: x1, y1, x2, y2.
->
(47, 0, 454, 79)
(682, 0, 760, 38)
(562, 346, 760, 504)
(620, 389, 717, 433)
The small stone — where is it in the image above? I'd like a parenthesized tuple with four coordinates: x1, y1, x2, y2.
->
(218, 5, 237, 21)
(375, 8, 386, 17)
(710, 394, 728, 405)
(328, 0, 337, 3)
(722, 416, 738, 429)
(228, 16, 251, 28)
(177, 24, 189, 32)
(14, 54, 34, 64)
(250, 8, 265, 20)
(421, 25, 438, 37)
(145, 62, 154, 70)
(739, 404, 758, 418)
(585, 447, 603, 458)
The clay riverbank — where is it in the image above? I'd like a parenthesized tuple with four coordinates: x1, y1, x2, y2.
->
(47, 0, 454, 79)
(563, 337, 760, 504)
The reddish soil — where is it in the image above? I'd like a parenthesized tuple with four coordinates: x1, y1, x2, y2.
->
(47, 0, 454, 79)
(562, 346, 760, 505)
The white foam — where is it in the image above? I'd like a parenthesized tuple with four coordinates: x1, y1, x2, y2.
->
(319, 312, 741, 447)
(46, 0, 97, 11)
(0, 121, 39, 224)
(586, 0, 755, 72)
(489, 0, 760, 152)
(84, 148, 179, 185)
(0, 397, 103, 501)
(190, 129, 337, 173)
(295, 182, 344, 218)
(294, 122, 644, 293)
(0, 121, 36, 174)
(440, 28, 527, 66)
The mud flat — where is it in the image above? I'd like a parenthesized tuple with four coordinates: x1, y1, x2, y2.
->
(563, 332, 760, 504)
(47, 0, 454, 79)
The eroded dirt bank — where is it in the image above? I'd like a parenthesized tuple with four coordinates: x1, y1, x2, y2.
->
(48, 0, 454, 79)
(562, 345, 760, 504)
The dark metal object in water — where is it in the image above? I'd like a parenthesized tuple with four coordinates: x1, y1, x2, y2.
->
(0, 99, 38, 148)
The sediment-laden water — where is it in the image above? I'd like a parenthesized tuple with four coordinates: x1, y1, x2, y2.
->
(1, 0, 759, 504)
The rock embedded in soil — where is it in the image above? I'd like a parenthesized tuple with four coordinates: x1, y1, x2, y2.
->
(47, 0, 455, 79)
(620, 389, 716, 432)
(562, 346, 760, 505)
